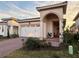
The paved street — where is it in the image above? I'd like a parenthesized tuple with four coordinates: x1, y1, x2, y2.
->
(0, 38, 23, 57)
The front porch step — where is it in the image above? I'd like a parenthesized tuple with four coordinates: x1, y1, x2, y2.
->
(50, 41, 60, 47)
(46, 41, 60, 47)
(45, 38, 60, 47)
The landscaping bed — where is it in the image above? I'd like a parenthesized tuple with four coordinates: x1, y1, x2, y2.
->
(4, 37, 79, 58)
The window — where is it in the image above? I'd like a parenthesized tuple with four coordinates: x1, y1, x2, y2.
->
(21, 24, 29, 27)
(30, 24, 35, 27)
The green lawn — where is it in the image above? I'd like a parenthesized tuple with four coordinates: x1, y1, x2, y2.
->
(4, 48, 79, 58)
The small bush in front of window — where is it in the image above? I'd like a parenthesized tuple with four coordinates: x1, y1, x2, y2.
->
(23, 37, 52, 50)
(0, 35, 3, 39)
(24, 37, 41, 50)
(10, 34, 19, 38)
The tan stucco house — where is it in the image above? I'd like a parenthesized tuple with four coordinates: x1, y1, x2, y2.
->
(73, 13, 79, 32)
(0, 1, 67, 47)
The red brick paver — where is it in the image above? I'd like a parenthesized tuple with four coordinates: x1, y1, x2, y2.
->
(0, 38, 23, 57)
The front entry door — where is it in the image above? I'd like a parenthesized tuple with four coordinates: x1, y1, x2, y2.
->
(53, 21, 59, 38)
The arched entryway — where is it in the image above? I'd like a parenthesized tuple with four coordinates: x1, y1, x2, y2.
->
(43, 13, 59, 42)
(37, 1, 67, 46)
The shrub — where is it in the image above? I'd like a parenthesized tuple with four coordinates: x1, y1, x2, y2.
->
(24, 37, 41, 50)
(63, 29, 79, 45)
(24, 37, 52, 50)
(41, 40, 52, 49)
(74, 32, 79, 43)
(63, 29, 79, 54)
(63, 29, 74, 45)
(3, 36, 9, 39)
(0, 35, 3, 39)
(10, 34, 19, 38)
(0, 35, 10, 39)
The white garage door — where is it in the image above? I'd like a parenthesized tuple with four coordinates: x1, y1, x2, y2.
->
(20, 26, 40, 37)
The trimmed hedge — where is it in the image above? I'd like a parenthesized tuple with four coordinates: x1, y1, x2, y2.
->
(23, 37, 52, 50)
(10, 34, 19, 38)
(0, 35, 3, 39)
(25, 37, 41, 50)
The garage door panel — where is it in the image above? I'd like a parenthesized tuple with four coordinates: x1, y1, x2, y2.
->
(20, 26, 40, 37)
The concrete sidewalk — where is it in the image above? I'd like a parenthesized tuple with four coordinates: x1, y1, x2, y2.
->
(0, 38, 23, 57)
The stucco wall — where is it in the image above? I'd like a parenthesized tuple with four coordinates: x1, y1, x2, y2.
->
(40, 8, 63, 20)
(39, 7, 63, 41)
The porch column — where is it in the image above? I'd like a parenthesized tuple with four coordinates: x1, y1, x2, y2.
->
(59, 19, 63, 43)
(18, 26, 21, 37)
(40, 20, 44, 40)
(10, 26, 13, 35)
(43, 21, 46, 38)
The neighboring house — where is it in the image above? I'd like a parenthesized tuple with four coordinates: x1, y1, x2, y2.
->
(73, 13, 79, 32)
(70, 23, 77, 33)
(0, 21, 7, 36)
(0, 1, 67, 46)
(0, 18, 19, 37)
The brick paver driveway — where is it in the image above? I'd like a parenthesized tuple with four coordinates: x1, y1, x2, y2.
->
(0, 38, 23, 57)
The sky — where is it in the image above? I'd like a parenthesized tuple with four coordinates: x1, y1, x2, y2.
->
(0, 1, 63, 19)
(0, 1, 79, 28)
